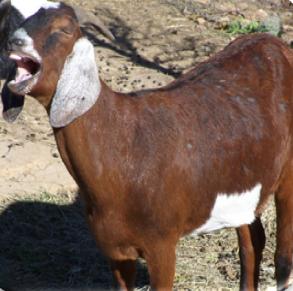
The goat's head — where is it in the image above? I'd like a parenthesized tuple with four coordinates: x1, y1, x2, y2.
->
(8, 3, 81, 102)
(4, 2, 112, 127)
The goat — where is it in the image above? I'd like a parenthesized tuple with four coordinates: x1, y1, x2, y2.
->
(3, 3, 293, 290)
(0, 0, 114, 122)
(0, 0, 61, 79)
(0, 0, 61, 122)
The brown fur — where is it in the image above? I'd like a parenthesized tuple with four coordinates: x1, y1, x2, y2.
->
(4, 4, 293, 290)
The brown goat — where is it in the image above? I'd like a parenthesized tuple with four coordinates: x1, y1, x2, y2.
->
(3, 3, 293, 290)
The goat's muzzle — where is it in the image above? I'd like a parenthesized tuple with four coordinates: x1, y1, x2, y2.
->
(7, 28, 42, 95)
(8, 52, 41, 95)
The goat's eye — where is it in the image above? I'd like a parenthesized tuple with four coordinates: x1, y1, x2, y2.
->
(59, 27, 73, 35)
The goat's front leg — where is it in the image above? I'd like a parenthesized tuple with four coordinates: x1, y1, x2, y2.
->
(110, 259, 137, 291)
(144, 241, 176, 291)
(236, 218, 266, 291)
(275, 171, 293, 291)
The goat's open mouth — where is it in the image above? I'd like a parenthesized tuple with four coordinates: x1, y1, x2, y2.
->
(8, 53, 41, 95)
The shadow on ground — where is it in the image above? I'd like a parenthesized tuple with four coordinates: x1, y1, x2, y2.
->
(0, 196, 149, 290)
(82, 9, 182, 78)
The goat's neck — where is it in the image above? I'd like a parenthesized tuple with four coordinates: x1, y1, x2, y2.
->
(52, 80, 125, 193)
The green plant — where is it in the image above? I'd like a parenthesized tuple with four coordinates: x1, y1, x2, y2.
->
(225, 19, 269, 35)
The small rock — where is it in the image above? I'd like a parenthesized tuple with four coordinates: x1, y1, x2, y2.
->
(196, 17, 206, 25)
(219, 16, 231, 23)
(255, 9, 269, 21)
(215, 16, 231, 29)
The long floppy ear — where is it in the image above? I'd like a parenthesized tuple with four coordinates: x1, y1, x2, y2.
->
(49, 37, 100, 128)
(1, 63, 25, 122)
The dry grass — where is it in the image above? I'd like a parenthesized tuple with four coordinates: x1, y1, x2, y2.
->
(0, 192, 277, 290)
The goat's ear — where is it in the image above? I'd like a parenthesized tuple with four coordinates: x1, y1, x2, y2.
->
(49, 37, 100, 128)
(1, 64, 25, 123)
(0, 0, 11, 30)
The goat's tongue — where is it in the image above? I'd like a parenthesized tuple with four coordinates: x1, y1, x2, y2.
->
(9, 54, 38, 84)
(15, 67, 32, 83)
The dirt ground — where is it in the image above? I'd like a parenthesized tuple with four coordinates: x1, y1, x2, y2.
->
(1, 0, 293, 290)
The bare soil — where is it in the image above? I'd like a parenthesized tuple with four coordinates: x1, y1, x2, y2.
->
(1, 0, 293, 290)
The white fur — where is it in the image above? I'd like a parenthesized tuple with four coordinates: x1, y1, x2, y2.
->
(192, 184, 261, 235)
(12, 28, 41, 61)
(50, 37, 100, 128)
(11, 0, 60, 18)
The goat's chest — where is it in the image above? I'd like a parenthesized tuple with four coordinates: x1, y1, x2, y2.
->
(192, 183, 262, 235)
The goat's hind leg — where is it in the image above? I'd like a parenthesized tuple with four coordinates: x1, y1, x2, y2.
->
(236, 218, 266, 291)
(275, 168, 293, 291)
(144, 241, 176, 291)
(110, 259, 137, 291)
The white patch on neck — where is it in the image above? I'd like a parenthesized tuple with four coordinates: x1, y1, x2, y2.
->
(11, 0, 60, 18)
(192, 184, 261, 235)
(12, 28, 41, 61)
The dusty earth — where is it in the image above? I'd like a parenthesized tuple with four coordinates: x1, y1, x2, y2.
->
(1, 0, 293, 290)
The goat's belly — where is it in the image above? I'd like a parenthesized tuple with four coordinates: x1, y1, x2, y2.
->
(192, 183, 262, 235)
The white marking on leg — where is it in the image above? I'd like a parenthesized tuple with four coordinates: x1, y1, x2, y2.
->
(192, 184, 261, 235)
(11, 0, 60, 18)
